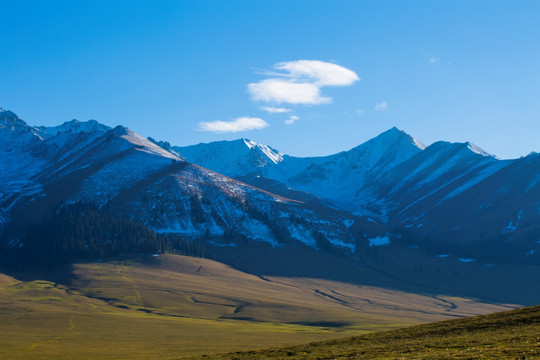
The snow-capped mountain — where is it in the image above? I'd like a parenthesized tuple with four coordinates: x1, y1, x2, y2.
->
(0, 108, 43, 150)
(363, 140, 507, 219)
(174, 125, 539, 261)
(176, 127, 426, 211)
(174, 138, 284, 177)
(174, 126, 510, 223)
(272, 127, 426, 210)
(401, 151, 540, 250)
(1, 108, 386, 257)
(2, 106, 539, 264)
(0, 109, 47, 227)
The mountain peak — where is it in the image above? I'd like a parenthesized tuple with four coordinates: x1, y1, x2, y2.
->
(426, 141, 497, 160)
(242, 138, 283, 164)
(111, 125, 130, 135)
(381, 126, 405, 135)
(0, 108, 28, 130)
(0, 108, 44, 150)
(242, 138, 256, 148)
(366, 127, 426, 151)
(464, 141, 492, 157)
(36, 119, 111, 138)
(173, 138, 284, 177)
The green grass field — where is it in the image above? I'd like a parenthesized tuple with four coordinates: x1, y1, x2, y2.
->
(0, 254, 520, 359)
(197, 304, 540, 359)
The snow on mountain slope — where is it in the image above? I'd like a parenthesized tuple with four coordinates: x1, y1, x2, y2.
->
(273, 127, 425, 209)
(3, 105, 538, 262)
(1, 109, 384, 254)
(374, 141, 505, 212)
(65, 128, 184, 207)
(174, 138, 283, 177)
(343, 140, 510, 228)
(1, 124, 183, 231)
(0, 108, 43, 150)
(103, 161, 368, 250)
(0, 150, 45, 226)
(0, 109, 47, 227)
(172, 125, 540, 259)
(176, 127, 425, 211)
(411, 152, 540, 247)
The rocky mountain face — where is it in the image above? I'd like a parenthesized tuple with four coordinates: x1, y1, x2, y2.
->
(1, 106, 539, 264)
(0, 109, 386, 260)
(176, 126, 540, 263)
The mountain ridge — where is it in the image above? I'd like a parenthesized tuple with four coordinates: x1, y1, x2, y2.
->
(1, 108, 383, 262)
(1, 106, 539, 267)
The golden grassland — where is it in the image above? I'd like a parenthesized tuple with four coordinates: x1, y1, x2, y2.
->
(0, 254, 519, 359)
(197, 304, 540, 359)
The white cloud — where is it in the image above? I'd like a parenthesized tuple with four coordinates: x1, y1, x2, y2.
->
(428, 54, 440, 63)
(356, 109, 365, 116)
(284, 115, 299, 125)
(198, 117, 269, 133)
(374, 101, 388, 111)
(260, 106, 292, 113)
(248, 60, 359, 105)
(249, 79, 330, 105)
(273, 60, 359, 86)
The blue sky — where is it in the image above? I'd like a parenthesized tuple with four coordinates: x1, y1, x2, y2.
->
(1, 1, 539, 159)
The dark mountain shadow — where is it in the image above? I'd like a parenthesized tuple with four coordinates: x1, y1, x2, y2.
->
(206, 242, 540, 307)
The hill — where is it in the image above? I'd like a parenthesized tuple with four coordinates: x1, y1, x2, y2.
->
(0, 254, 511, 359)
(194, 304, 540, 359)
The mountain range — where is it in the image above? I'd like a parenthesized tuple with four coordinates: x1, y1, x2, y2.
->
(1, 106, 539, 266)
(176, 126, 540, 262)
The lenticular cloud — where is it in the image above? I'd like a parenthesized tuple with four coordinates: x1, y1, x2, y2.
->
(274, 60, 359, 86)
(248, 60, 359, 105)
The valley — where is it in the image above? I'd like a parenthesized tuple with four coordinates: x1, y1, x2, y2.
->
(0, 253, 517, 359)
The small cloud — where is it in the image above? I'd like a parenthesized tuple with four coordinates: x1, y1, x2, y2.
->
(260, 106, 292, 113)
(421, 48, 444, 64)
(428, 54, 440, 63)
(356, 109, 365, 116)
(198, 117, 269, 133)
(284, 115, 299, 125)
(374, 101, 388, 111)
(248, 60, 359, 105)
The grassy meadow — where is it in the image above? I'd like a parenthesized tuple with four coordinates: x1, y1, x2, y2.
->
(0, 254, 520, 359)
(197, 304, 540, 359)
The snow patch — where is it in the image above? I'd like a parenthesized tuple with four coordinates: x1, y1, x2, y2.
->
(288, 225, 316, 247)
(502, 210, 523, 234)
(243, 139, 283, 164)
(368, 236, 390, 247)
(328, 238, 355, 251)
(466, 142, 492, 157)
(208, 240, 237, 247)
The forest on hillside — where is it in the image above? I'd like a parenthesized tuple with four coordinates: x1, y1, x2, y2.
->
(0, 202, 205, 270)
